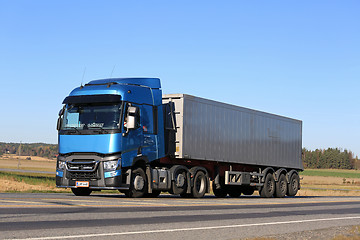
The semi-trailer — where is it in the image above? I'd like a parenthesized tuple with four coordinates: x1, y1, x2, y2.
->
(56, 78, 303, 198)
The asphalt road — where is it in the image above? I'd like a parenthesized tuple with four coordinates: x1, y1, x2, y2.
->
(1, 193, 360, 240)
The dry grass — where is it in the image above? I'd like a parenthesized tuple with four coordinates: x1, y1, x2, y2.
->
(0, 178, 68, 193)
(0, 156, 56, 172)
(299, 175, 360, 196)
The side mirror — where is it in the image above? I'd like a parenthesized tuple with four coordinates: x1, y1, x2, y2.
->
(124, 106, 139, 135)
(56, 117, 62, 131)
(126, 115, 136, 130)
(59, 106, 65, 116)
(57, 106, 65, 131)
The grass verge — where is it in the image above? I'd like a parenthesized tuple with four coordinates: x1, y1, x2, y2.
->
(0, 171, 70, 193)
(301, 169, 360, 178)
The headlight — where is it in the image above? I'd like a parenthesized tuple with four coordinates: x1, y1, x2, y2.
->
(58, 160, 66, 170)
(104, 160, 119, 171)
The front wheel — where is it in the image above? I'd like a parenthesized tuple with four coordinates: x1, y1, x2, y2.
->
(128, 167, 148, 198)
(192, 171, 207, 198)
(71, 188, 92, 196)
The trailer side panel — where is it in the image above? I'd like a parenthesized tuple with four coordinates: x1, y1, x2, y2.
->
(163, 94, 303, 170)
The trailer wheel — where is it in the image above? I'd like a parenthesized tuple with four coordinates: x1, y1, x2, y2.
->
(287, 173, 300, 196)
(241, 187, 254, 196)
(212, 181, 227, 198)
(192, 171, 207, 198)
(129, 167, 148, 198)
(260, 173, 275, 198)
(275, 174, 287, 198)
(71, 188, 92, 196)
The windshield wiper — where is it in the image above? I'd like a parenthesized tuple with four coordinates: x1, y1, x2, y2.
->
(67, 127, 82, 134)
(89, 126, 109, 134)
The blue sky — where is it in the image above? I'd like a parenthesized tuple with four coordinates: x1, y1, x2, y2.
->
(0, 1, 359, 157)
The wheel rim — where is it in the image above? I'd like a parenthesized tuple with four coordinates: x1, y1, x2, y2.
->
(280, 180, 286, 193)
(176, 173, 185, 188)
(267, 179, 274, 193)
(134, 175, 145, 191)
(292, 178, 298, 191)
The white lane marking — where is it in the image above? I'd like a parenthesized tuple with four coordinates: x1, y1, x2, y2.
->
(11, 215, 360, 240)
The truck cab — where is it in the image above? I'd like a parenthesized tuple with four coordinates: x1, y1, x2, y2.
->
(56, 78, 166, 196)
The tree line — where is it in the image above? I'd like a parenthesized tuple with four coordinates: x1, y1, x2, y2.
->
(1, 142, 359, 169)
(302, 148, 359, 170)
(0, 142, 58, 159)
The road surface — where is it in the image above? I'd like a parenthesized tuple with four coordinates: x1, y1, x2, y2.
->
(0, 193, 360, 239)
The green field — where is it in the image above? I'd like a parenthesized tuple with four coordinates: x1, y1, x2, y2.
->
(301, 169, 360, 179)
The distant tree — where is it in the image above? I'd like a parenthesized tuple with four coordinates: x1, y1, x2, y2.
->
(302, 147, 357, 169)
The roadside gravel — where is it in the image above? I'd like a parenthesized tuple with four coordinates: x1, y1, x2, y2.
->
(247, 225, 360, 240)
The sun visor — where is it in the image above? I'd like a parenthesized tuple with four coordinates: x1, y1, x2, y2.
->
(63, 94, 122, 104)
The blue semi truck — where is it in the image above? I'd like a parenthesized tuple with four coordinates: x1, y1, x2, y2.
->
(56, 78, 303, 198)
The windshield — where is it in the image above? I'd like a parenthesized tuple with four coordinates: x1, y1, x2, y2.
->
(62, 103, 122, 130)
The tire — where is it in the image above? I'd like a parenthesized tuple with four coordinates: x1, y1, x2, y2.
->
(71, 188, 92, 196)
(241, 187, 255, 196)
(192, 171, 207, 198)
(145, 190, 161, 198)
(128, 167, 148, 198)
(172, 170, 187, 195)
(212, 181, 227, 198)
(275, 174, 287, 198)
(287, 173, 300, 196)
(260, 173, 275, 198)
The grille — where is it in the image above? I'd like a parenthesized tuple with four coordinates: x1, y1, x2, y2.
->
(69, 171, 98, 180)
(66, 159, 99, 180)
(67, 160, 97, 171)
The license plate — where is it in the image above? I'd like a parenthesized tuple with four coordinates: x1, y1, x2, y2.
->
(76, 181, 89, 187)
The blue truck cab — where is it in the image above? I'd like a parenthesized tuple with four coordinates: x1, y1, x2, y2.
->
(56, 78, 166, 196)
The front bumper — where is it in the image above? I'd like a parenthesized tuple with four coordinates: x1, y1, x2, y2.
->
(56, 153, 130, 190)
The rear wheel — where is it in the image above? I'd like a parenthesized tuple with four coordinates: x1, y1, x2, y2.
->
(71, 188, 92, 196)
(275, 174, 287, 198)
(287, 173, 300, 196)
(192, 171, 207, 198)
(128, 167, 148, 198)
(172, 169, 187, 195)
(260, 173, 275, 198)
